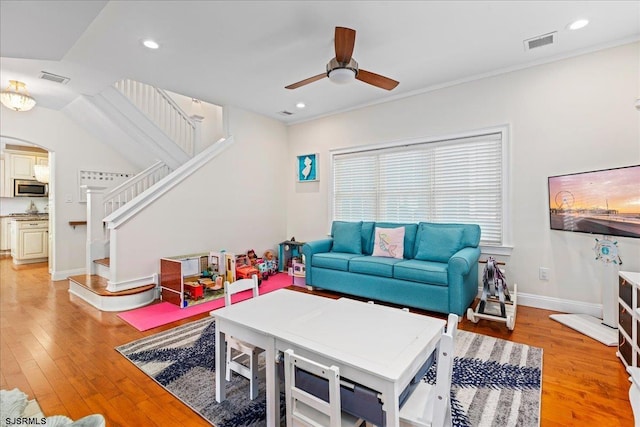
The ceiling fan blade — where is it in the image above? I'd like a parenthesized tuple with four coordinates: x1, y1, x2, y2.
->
(335, 27, 356, 63)
(285, 73, 327, 89)
(356, 69, 399, 91)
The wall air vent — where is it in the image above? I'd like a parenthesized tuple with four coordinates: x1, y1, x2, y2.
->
(39, 71, 70, 84)
(524, 32, 557, 51)
(278, 110, 294, 116)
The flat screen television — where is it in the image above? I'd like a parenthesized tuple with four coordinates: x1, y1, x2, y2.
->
(548, 165, 640, 239)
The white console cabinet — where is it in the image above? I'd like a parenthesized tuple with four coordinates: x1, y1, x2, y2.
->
(618, 271, 640, 369)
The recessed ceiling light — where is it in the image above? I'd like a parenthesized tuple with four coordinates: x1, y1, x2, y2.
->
(296, 102, 306, 109)
(568, 19, 589, 30)
(143, 39, 160, 49)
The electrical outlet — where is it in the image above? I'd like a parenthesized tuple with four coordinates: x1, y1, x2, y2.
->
(539, 267, 549, 281)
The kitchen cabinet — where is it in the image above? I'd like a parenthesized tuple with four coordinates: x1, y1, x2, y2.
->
(8, 152, 48, 180)
(11, 220, 48, 264)
(0, 217, 12, 252)
(1, 150, 49, 197)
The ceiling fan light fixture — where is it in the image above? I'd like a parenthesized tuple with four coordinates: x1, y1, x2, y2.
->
(328, 68, 356, 84)
(1, 80, 36, 112)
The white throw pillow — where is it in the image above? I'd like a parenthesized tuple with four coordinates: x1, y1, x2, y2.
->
(372, 227, 405, 259)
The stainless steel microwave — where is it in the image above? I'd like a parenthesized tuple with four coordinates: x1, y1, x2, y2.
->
(13, 179, 48, 197)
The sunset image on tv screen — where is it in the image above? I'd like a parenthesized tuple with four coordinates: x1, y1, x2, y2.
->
(548, 165, 640, 238)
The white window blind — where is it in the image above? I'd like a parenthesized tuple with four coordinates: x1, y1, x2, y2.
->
(332, 132, 504, 245)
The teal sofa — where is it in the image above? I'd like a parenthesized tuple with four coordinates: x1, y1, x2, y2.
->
(302, 221, 481, 315)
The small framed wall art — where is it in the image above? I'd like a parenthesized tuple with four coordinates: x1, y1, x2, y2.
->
(297, 153, 319, 182)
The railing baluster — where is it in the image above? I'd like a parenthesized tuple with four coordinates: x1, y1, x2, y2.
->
(114, 79, 196, 157)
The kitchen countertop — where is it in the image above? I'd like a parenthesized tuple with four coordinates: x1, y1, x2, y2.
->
(2, 213, 49, 221)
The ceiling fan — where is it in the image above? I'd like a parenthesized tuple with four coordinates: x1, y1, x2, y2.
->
(285, 26, 399, 91)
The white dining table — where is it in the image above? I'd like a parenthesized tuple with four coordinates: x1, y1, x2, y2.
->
(212, 289, 446, 427)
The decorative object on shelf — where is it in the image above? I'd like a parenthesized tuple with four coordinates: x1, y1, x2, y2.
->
(297, 153, 318, 182)
(594, 236, 622, 265)
(1, 80, 36, 112)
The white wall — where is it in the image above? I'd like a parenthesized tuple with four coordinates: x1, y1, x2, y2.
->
(112, 106, 288, 282)
(0, 106, 137, 278)
(286, 42, 640, 312)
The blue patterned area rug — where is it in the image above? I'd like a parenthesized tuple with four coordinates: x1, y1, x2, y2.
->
(116, 317, 542, 427)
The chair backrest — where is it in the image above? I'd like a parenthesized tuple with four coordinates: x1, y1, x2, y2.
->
(284, 349, 342, 427)
(431, 313, 458, 427)
(224, 274, 259, 307)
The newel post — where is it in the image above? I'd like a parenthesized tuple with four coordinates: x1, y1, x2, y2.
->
(83, 185, 107, 275)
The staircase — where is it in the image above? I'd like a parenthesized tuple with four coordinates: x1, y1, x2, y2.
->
(67, 79, 229, 312)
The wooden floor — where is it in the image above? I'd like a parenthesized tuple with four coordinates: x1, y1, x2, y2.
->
(0, 257, 632, 426)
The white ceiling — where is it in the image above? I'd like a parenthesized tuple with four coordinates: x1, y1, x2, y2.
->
(1, 1, 639, 125)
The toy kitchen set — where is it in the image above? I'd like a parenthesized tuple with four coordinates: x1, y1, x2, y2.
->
(0, 145, 50, 264)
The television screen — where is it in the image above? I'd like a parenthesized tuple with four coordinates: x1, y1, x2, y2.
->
(548, 165, 640, 238)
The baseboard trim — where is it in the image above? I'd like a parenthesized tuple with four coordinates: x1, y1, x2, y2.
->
(477, 287, 601, 318)
(52, 268, 85, 281)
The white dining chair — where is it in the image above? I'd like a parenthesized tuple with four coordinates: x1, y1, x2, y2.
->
(399, 313, 459, 427)
(223, 274, 264, 400)
(284, 349, 365, 427)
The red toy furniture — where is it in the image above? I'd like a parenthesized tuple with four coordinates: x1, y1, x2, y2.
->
(184, 282, 204, 300)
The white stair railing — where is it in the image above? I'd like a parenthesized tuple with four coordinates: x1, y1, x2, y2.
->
(114, 79, 195, 156)
(103, 161, 172, 217)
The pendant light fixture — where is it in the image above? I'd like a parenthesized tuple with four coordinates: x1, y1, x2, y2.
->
(1, 80, 36, 112)
(34, 165, 50, 184)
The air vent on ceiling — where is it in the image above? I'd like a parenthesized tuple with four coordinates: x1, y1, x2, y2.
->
(39, 71, 70, 84)
(278, 110, 294, 116)
(524, 32, 557, 51)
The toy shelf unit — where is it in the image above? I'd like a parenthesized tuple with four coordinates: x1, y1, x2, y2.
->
(278, 240, 305, 273)
(160, 252, 224, 308)
(618, 271, 640, 369)
(291, 261, 306, 287)
(467, 259, 518, 330)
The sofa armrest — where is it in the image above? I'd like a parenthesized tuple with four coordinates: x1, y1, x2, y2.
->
(448, 246, 481, 315)
(303, 238, 333, 257)
(448, 246, 481, 276)
(303, 239, 333, 285)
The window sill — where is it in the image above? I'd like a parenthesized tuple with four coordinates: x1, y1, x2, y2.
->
(480, 245, 514, 257)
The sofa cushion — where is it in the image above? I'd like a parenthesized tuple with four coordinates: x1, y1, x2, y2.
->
(312, 252, 362, 272)
(372, 226, 405, 259)
(414, 223, 464, 263)
(349, 256, 403, 278)
(361, 221, 375, 255)
(374, 222, 418, 259)
(394, 260, 449, 286)
(331, 221, 363, 254)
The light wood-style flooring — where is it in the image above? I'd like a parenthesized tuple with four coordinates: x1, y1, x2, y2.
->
(0, 258, 632, 426)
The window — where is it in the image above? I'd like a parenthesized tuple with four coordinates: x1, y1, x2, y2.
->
(331, 128, 509, 247)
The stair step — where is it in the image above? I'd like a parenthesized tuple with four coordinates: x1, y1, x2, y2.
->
(93, 258, 110, 267)
(68, 274, 154, 296)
